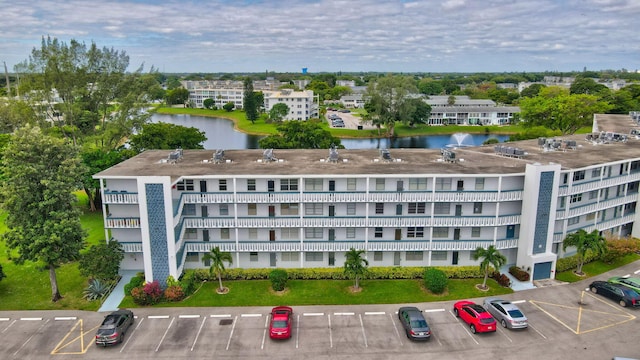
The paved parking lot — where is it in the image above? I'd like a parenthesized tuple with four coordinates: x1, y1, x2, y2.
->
(2, 262, 640, 359)
(326, 110, 375, 130)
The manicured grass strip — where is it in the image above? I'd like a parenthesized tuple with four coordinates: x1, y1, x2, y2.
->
(554, 253, 640, 283)
(120, 278, 513, 308)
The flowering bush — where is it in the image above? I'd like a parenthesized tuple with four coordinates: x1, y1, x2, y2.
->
(164, 285, 185, 302)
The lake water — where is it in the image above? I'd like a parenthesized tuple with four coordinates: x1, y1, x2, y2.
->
(151, 114, 510, 150)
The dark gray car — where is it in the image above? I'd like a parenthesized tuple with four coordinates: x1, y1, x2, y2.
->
(483, 298, 528, 329)
(95, 309, 134, 346)
(398, 306, 431, 340)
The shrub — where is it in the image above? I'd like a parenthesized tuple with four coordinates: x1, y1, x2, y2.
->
(602, 237, 640, 264)
(509, 266, 530, 281)
(83, 279, 110, 301)
(130, 286, 149, 305)
(424, 267, 448, 294)
(179, 271, 198, 297)
(124, 274, 145, 296)
(143, 281, 164, 305)
(166, 275, 180, 288)
(556, 251, 600, 272)
(269, 269, 289, 291)
(164, 285, 185, 302)
(491, 271, 511, 287)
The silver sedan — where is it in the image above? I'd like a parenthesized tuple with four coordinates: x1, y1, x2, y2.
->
(483, 298, 528, 329)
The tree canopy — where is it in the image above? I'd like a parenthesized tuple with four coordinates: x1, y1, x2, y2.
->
(344, 248, 369, 290)
(473, 245, 507, 290)
(363, 75, 419, 137)
(562, 229, 607, 275)
(269, 103, 289, 122)
(259, 120, 342, 149)
(78, 240, 124, 281)
(0, 126, 86, 301)
(128, 122, 207, 152)
(202, 246, 233, 293)
(243, 77, 259, 124)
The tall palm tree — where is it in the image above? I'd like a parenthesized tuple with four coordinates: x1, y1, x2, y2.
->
(202, 246, 233, 293)
(473, 245, 507, 290)
(344, 248, 369, 290)
(562, 229, 607, 275)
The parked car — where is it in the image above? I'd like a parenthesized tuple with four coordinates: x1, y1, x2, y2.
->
(95, 309, 134, 346)
(398, 307, 431, 340)
(608, 276, 640, 293)
(269, 306, 293, 339)
(453, 300, 496, 334)
(332, 120, 345, 128)
(339, 109, 350, 113)
(483, 298, 528, 329)
(589, 281, 640, 307)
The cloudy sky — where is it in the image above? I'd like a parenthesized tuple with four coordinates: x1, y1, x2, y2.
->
(1, 0, 639, 74)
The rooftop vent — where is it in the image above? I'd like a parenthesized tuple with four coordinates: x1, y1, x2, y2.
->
(327, 144, 339, 163)
(167, 148, 183, 164)
(262, 148, 278, 162)
(213, 149, 226, 163)
(441, 148, 457, 163)
(494, 145, 527, 158)
(379, 148, 393, 161)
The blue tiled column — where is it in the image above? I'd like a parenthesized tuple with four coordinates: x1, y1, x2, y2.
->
(145, 183, 169, 287)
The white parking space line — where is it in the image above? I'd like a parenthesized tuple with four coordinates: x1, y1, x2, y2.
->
(210, 314, 231, 318)
(1, 319, 16, 334)
(634, 269, 640, 274)
(449, 310, 479, 345)
(120, 317, 144, 353)
(364, 311, 385, 315)
(333, 312, 355, 316)
(303, 312, 324, 316)
(511, 300, 526, 304)
(225, 315, 238, 351)
(54, 317, 77, 321)
(295, 313, 300, 349)
(358, 314, 368, 348)
(0, 318, 10, 321)
(241, 313, 262, 317)
(496, 327, 513, 343)
(149, 315, 170, 319)
(388, 313, 403, 346)
(260, 315, 269, 350)
(179, 315, 200, 319)
(13, 318, 50, 356)
(328, 314, 333, 348)
(155, 316, 175, 352)
(190, 316, 206, 351)
(424, 308, 446, 312)
(623, 274, 631, 278)
(20, 317, 42, 321)
(527, 322, 547, 339)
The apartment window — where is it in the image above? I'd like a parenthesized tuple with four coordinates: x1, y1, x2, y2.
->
(568, 216, 580, 225)
(247, 179, 256, 191)
(220, 228, 230, 239)
(346, 228, 356, 238)
(281, 178, 299, 191)
(434, 202, 450, 215)
(347, 203, 356, 215)
(305, 203, 323, 215)
(374, 227, 383, 238)
(432, 227, 449, 238)
(305, 252, 323, 262)
(475, 178, 485, 190)
(250, 252, 258, 262)
(407, 227, 424, 238)
(473, 202, 483, 214)
(435, 178, 452, 190)
(406, 251, 423, 261)
(375, 203, 384, 214)
(472, 227, 481, 237)
(373, 251, 383, 261)
(592, 168, 601, 178)
(589, 190, 598, 200)
(248, 203, 257, 215)
(562, 173, 568, 184)
(305, 227, 323, 239)
(375, 178, 385, 190)
(219, 179, 227, 191)
(305, 178, 323, 191)
(182, 204, 196, 215)
(586, 212, 596, 221)
(570, 193, 582, 203)
(281, 227, 298, 239)
(573, 171, 585, 181)
(176, 179, 194, 191)
(281, 203, 299, 215)
(248, 228, 258, 240)
(431, 251, 448, 260)
(281, 252, 299, 262)
(184, 228, 197, 239)
(409, 178, 427, 190)
(469, 251, 477, 260)
(220, 204, 229, 216)
(186, 252, 199, 262)
(347, 178, 357, 191)
(408, 202, 426, 214)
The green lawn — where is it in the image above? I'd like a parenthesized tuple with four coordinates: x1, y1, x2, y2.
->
(119, 278, 513, 308)
(554, 253, 640, 283)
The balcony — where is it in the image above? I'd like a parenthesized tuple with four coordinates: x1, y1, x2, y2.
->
(105, 217, 140, 228)
(558, 172, 640, 196)
(104, 191, 138, 204)
(120, 242, 143, 252)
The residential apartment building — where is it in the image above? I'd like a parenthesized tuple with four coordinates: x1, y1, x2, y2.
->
(94, 114, 640, 287)
(263, 89, 318, 120)
(425, 96, 520, 125)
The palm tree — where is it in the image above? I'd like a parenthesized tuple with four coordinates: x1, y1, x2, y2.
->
(202, 246, 233, 293)
(473, 245, 507, 290)
(562, 229, 607, 275)
(343, 248, 369, 290)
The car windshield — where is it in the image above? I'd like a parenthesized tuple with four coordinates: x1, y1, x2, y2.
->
(480, 318, 495, 324)
(272, 320, 288, 329)
(622, 288, 640, 297)
(410, 320, 428, 328)
(507, 309, 524, 318)
(97, 328, 116, 335)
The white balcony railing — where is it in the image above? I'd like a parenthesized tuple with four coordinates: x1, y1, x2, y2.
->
(105, 217, 140, 228)
(103, 192, 138, 204)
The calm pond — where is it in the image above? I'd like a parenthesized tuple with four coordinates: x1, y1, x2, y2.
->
(151, 114, 510, 150)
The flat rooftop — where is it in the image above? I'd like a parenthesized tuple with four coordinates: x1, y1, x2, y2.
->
(94, 114, 640, 181)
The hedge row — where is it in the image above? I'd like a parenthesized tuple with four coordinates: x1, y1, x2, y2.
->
(555, 250, 601, 273)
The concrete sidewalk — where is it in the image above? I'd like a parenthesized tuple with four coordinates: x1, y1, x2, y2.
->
(98, 270, 138, 313)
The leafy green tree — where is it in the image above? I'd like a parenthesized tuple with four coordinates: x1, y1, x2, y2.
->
(343, 248, 368, 290)
(203, 98, 215, 110)
(424, 267, 447, 294)
(269, 269, 288, 291)
(80, 148, 128, 211)
(570, 76, 609, 95)
(269, 103, 289, 122)
(0, 126, 86, 301)
(243, 78, 258, 124)
(408, 98, 431, 127)
(328, 85, 352, 100)
(78, 240, 124, 281)
(165, 87, 190, 106)
(127, 122, 206, 152)
(417, 80, 444, 95)
(223, 101, 235, 112)
(473, 245, 507, 290)
(258, 120, 342, 149)
(202, 246, 233, 293)
(363, 75, 418, 137)
(305, 80, 330, 100)
(0, 100, 40, 133)
(520, 83, 546, 98)
(563, 229, 607, 275)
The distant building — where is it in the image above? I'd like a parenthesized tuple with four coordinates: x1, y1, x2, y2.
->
(425, 96, 519, 126)
(263, 89, 318, 120)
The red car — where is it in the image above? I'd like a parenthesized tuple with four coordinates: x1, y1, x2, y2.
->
(269, 306, 293, 339)
(453, 300, 496, 334)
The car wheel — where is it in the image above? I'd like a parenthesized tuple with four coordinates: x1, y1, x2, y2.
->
(590, 287, 597, 294)
(453, 308, 459, 317)
(620, 300, 627, 307)
(470, 325, 477, 334)
(501, 319, 508, 328)
(405, 329, 411, 339)
(119, 334, 124, 344)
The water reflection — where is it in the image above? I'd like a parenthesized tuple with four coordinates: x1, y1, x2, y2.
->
(151, 114, 509, 150)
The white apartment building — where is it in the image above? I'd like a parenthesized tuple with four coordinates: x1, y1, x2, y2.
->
(94, 114, 640, 287)
(263, 89, 318, 120)
(425, 96, 520, 125)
